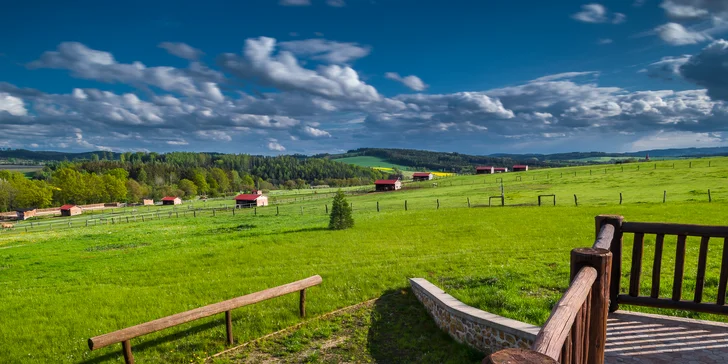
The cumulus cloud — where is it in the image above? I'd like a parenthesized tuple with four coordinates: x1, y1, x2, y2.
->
(0, 93, 27, 116)
(218, 37, 379, 101)
(385, 72, 428, 91)
(660, 0, 723, 20)
(680, 39, 728, 101)
(572, 4, 626, 24)
(280, 0, 310, 6)
(267, 138, 286, 151)
(278, 39, 370, 63)
(655, 22, 711, 45)
(643, 55, 691, 80)
(159, 42, 204, 60)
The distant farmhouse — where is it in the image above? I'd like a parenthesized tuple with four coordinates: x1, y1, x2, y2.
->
(512, 165, 529, 172)
(375, 178, 402, 192)
(142, 199, 154, 206)
(161, 196, 182, 205)
(234, 191, 268, 208)
(494, 167, 508, 173)
(412, 172, 433, 181)
(60, 204, 82, 217)
(16, 208, 36, 221)
(476, 166, 495, 174)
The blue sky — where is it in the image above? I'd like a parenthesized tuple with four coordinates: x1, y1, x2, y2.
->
(2, 0, 728, 155)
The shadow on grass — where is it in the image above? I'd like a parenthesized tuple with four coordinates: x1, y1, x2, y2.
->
(367, 288, 484, 364)
(79, 318, 225, 364)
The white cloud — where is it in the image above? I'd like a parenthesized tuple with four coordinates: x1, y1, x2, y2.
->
(598, 38, 614, 44)
(158, 42, 203, 60)
(643, 55, 691, 79)
(267, 138, 286, 151)
(572, 4, 626, 24)
(385, 72, 428, 91)
(530, 71, 599, 82)
(631, 131, 726, 150)
(300, 125, 331, 138)
(195, 130, 232, 142)
(278, 39, 370, 63)
(655, 23, 711, 45)
(0, 93, 27, 116)
(280, 0, 310, 5)
(660, 0, 713, 19)
(219, 37, 380, 101)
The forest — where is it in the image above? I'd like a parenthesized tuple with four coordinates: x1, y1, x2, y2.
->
(0, 151, 386, 212)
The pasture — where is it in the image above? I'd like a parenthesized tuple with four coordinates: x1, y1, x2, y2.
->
(1, 157, 728, 363)
(0, 164, 43, 178)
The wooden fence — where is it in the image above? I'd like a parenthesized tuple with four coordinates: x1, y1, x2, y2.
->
(88, 275, 322, 364)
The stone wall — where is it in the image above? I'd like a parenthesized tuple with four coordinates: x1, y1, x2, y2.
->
(410, 278, 540, 355)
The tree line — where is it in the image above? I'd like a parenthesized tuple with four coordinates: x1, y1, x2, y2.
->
(0, 152, 386, 212)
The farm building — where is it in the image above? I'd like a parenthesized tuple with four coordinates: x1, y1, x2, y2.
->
(412, 172, 433, 181)
(512, 165, 529, 172)
(16, 208, 36, 221)
(234, 194, 268, 208)
(161, 196, 182, 205)
(142, 199, 154, 206)
(375, 179, 402, 191)
(476, 166, 495, 174)
(494, 167, 508, 173)
(251, 189, 263, 195)
(60, 204, 82, 217)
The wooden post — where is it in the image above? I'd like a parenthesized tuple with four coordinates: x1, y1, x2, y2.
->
(299, 289, 306, 317)
(213, 209, 216, 217)
(709, 189, 712, 202)
(121, 340, 134, 364)
(574, 194, 578, 206)
(709, 161, 712, 167)
(663, 190, 666, 203)
(538, 196, 541, 206)
(467, 197, 471, 208)
(619, 193, 622, 205)
(86, 220, 88, 227)
(276, 206, 279, 216)
(654, 163, 656, 169)
(142, 216, 145, 222)
(437, 199, 440, 209)
(690, 161, 692, 168)
(485, 349, 557, 364)
(590, 169, 592, 175)
(595, 215, 624, 313)
(225, 311, 233, 345)
(637, 165, 640, 171)
(126, 217, 129, 223)
(325, 205, 328, 214)
(571, 247, 612, 364)
(405, 200, 408, 211)
(254, 207, 257, 216)
(377, 201, 379, 212)
(300, 206, 303, 215)
(193, 210, 196, 218)
(233, 208, 235, 216)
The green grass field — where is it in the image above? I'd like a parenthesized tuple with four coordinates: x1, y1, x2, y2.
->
(0, 164, 43, 178)
(332, 156, 412, 171)
(1, 157, 727, 363)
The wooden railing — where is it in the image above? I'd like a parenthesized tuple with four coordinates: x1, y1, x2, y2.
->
(88, 275, 322, 364)
(607, 218, 728, 314)
(487, 219, 615, 364)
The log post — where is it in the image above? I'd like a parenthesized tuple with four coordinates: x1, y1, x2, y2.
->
(377, 201, 379, 212)
(595, 215, 624, 313)
(299, 289, 306, 317)
(225, 310, 233, 345)
(437, 199, 440, 209)
(663, 190, 667, 203)
(405, 200, 408, 211)
(121, 340, 134, 364)
(574, 194, 578, 206)
(619, 193, 622, 205)
(571, 247, 612, 364)
(276, 206, 279, 216)
(709, 189, 712, 202)
(467, 197, 471, 208)
(484, 348, 557, 364)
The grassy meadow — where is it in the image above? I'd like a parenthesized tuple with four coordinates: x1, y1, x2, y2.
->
(1, 157, 728, 363)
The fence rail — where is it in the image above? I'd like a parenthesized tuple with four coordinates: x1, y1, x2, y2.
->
(88, 275, 322, 364)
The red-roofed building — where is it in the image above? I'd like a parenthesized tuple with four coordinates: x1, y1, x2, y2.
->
(494, 167, 508, 173)
(512, 165, 529, 172)
(476, 166, 495, 174)
(375, 178, 402, 191)
(412, 172, 433, 181)
(60, 204, 82, 217)
(235, 193, 268, 208)
(161, 196, 182, 205)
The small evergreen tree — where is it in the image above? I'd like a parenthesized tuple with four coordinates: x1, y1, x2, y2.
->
(329, 190, 354, 230)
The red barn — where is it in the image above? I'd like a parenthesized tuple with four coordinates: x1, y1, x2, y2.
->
(494, 167, 508, 173)
(235, 194, 268, 208)
(60, 204, 82, 217)
(476, 166, 494, 174)
(412, 172, 433, 181)
(161, 196, 182, 205)
(375, 179, 402, 191)
(512, 165, 529, 172)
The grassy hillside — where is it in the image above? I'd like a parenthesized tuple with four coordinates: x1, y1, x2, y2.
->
(1, 157, 727, 363)
(332, 156, 411, 170)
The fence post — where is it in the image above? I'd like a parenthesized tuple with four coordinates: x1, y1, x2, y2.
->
(213, 209, 216, 217)
(571, 247, 612, 364)
(663, 190, 667, 203)
(538, 196, 541, 206)
(574, 194, 578, 206)
(619, 192, 622, 205)
(690, 161, 692, 168)
(595, 215, 624, 313)
(225, 311, 233, 345)
(255, 207, 257, 216)
(709, 161, 712, 167)
(467, 197, 471, 208)
(377, 201, 380, 212)
(436, 199, 440, 209)
(709, 189, 712, 202)
(276, 206, 279, 216)
(325, 205, 328, 214)
(405, 200, 408, 211)
(654, 163, 656, 169)
(86, 220, 88, 227)
(590, 169, 592, 175)
(193, 210, 196, 218)
(121, 340, 134, 364)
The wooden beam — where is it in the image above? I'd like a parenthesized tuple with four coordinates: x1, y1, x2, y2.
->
(651, 234, 665, 299)
(622, 222, 728, 238)
(485, 349, 558, 364)
(673, 236, 687, 301)
(695, 236, 710, 303)
(629, 233, 644, 297)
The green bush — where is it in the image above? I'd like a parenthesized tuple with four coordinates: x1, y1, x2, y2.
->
(329, 190, 354, 230)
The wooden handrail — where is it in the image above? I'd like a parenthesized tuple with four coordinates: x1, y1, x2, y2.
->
(532, 266, 597, 361)
(592, 224, 615, 250)
(88, 275, 322, 363)
(622, 222, 728, 238)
